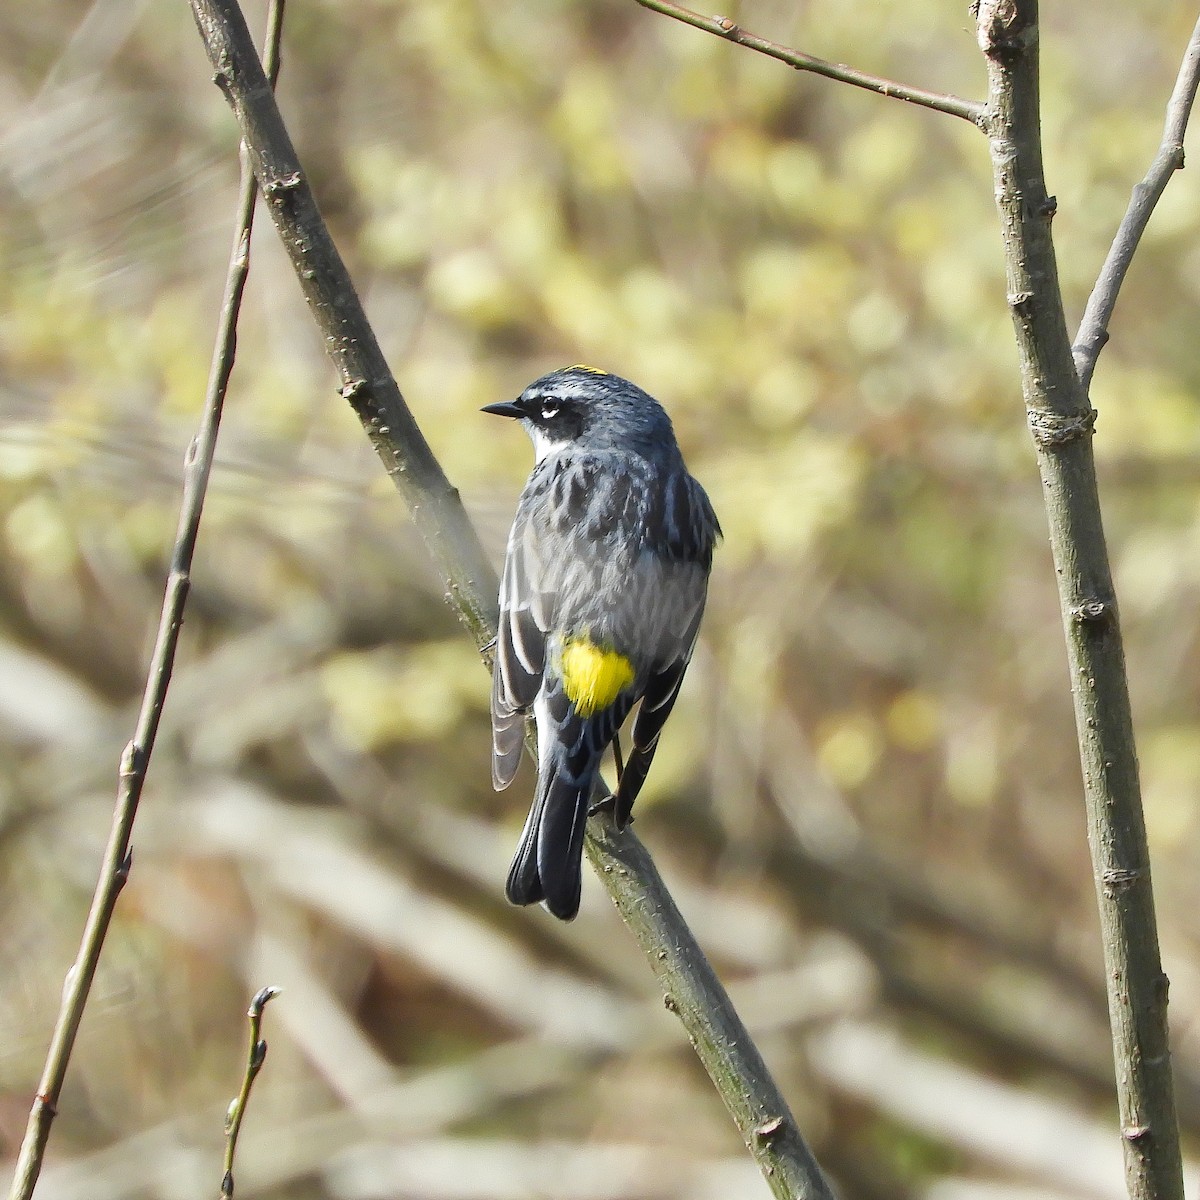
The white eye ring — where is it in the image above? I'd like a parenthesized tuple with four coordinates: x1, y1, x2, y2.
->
(540, 402, 560, 420)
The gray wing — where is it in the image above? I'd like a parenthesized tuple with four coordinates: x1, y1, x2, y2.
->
(492, 463, 566, 792)
(491, 453, 640, 787)
(611, 561, 707, 823)
(491, 486, 554, 790)
(612, 472, 719, 822)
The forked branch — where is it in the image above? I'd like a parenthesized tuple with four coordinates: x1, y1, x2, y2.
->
(1073, 15, 1200, 390)
(976, 3, 1182, 1197)
(643, 0, 1189, 1196)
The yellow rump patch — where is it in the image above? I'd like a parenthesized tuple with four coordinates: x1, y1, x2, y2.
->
(560, 637, 634, 716)
(567, 363, 609, 376)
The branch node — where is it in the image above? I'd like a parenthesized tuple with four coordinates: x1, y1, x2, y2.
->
(115, 849, 133, 891)
(1026, 405, 1096, 447)
(1155, 972, 1171, 1005)
(263, 171, 302, 196)
(250, 1038, 268, 1072)
(975, 0, 1037, 61)
(119, 741, 143, 778)
(715, 16, 740, 38)
(1071, 598, 1113, 624)
(1123, 1124, 1152, 1144)
(1006, 289, 1033, 314)
(340, 377, 372, 408)
(753, 1116, 786, 1143)
(1102, 866, 1143, 897)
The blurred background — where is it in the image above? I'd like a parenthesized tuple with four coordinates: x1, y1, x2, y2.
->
(1, 1, 1199, 1197)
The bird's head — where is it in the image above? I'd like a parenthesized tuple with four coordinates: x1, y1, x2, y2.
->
(482, 366, 676, 462)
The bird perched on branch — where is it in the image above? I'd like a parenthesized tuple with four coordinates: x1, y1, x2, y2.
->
(483, 366, 720, 920)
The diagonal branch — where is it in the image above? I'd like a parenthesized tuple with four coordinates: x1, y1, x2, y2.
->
(1073, 15, 1200, 391)
(184, 2, 833, 1197)
(191, 1, 498, 655)
(4, 7, 287, 1200)
(635, 0, 987, 127)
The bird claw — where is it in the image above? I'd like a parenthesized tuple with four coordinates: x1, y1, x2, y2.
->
(587, 795, 614, 819)
(588, 794, 634, 829)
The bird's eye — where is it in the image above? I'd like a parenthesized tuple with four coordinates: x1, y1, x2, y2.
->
(540, 402, 560, 420)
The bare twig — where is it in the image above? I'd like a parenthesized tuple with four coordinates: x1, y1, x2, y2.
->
(1073, 16, 1200, 391)
(634, 0, 987, 127)
(189, 0, 498, 655)
(975, 3, 1183, 1198)
(184, 2, 834, 1197)
(221, 986, 281, 1200)
(4, 8, 286, 1200)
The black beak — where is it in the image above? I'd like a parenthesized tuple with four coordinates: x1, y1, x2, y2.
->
(481, 400, 524, 419)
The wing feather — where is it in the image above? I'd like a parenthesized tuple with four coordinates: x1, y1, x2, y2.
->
(491, 459, 575, 789)
(610, 472, 717, 825)
(612, 597, 704, 826)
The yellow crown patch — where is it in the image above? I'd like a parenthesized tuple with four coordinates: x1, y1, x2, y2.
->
(566, 364, 609, 376)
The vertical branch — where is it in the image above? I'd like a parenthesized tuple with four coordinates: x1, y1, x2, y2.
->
(220, 986, 281, 1200)
(4, 7, 286, 1200)
(974, 4, 1182, 1199)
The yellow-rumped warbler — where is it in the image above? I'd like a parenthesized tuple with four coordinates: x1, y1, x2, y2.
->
(482, 366, 720, 920)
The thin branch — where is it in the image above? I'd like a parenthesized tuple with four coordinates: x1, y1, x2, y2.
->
(190, 0, 498, 655)
(183, 3, 834, 1197)
(974, 3, 1183, 1199)
(1073, 15, 1200, 391)
(221, 986, 281, 1200)
(584, 821, 830, 1194)
(635, 0, 987, 127)
(4, 7, 286, 1200)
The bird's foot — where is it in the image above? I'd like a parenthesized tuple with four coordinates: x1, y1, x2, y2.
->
(588, 793, 634, 829)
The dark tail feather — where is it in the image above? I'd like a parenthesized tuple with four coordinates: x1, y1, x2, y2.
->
(536, 773, 591, 920)
(505, 756, 595, 921)
(505, 787, 546, 907)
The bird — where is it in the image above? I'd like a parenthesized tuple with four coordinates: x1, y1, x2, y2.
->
(482, 366, 720, 920)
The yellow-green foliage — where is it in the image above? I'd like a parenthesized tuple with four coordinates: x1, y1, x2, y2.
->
(2, 1, 1200, 1193)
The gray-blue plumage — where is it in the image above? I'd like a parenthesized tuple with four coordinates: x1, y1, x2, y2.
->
(484, 367, 720, 920)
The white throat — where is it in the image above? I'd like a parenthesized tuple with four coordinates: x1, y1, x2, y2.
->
(527, 422, 569, 464)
